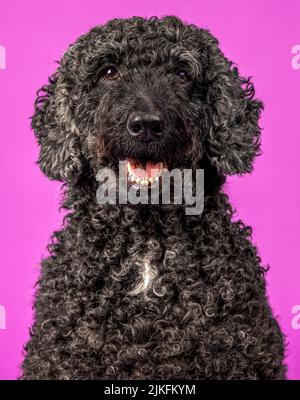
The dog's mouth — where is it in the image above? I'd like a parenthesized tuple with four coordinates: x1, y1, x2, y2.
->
(126, 159, 168, 187)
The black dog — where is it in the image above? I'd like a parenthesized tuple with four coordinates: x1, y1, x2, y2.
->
(21, 16, 286, 379)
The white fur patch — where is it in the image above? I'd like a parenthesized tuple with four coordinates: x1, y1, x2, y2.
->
(129, 259, 158, 296)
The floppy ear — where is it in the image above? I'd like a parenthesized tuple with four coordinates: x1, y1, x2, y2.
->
(202, 31, 263, 175)
(32, 68, 83, 182)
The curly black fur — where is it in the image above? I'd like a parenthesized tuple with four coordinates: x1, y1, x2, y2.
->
(21, 16, 286, 380)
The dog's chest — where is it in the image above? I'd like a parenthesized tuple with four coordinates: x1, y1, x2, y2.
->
(117, 234, 200, 299)
(100, 234, 216, 378)
(106, 231, 214, 338)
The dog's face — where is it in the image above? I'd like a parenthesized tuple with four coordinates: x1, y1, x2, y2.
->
(33, 16, 263, 186)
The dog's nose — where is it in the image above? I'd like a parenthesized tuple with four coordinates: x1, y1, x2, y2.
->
(127, 111, 166, 142)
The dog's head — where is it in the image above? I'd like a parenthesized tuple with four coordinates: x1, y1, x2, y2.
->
(32, 16, 263, 187)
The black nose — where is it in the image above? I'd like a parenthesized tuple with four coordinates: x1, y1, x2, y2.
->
(127, 111, 166, 142)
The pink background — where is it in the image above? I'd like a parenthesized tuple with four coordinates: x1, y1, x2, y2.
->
(0, 0, 299, 380)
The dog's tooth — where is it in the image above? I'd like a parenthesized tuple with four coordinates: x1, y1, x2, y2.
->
(154, 176, 159, 182)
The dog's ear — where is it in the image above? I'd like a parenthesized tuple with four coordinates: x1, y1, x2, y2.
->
(32, 67, 83, 182)
(200, 30, 263, 175)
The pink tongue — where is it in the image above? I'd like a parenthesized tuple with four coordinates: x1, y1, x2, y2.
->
(132, 161, 162, 179)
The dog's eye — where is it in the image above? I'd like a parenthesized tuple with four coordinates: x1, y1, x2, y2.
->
(101, 66, 120, 81)
(176, 70, 191, 83)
